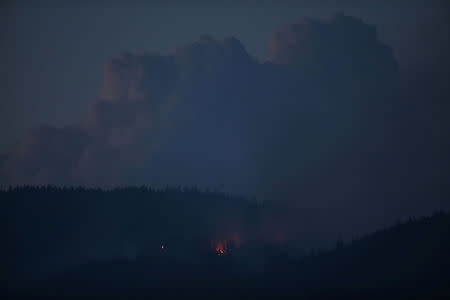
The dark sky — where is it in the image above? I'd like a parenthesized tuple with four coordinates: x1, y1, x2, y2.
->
(1, 0, 449, 151)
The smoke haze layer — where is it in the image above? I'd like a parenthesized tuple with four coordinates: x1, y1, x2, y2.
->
(1, 14, 449, 239)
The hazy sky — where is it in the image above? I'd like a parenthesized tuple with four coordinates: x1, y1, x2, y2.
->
(1, 0, 449, 151)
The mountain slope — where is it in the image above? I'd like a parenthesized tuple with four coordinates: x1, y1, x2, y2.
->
(9, 212, 450, 299)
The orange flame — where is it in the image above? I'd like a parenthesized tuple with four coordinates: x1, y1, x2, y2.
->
(212, 236, 241, 256)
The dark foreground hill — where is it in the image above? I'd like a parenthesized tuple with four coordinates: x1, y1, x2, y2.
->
(1, 186, 260, 286)
(6, 210, 450, 299)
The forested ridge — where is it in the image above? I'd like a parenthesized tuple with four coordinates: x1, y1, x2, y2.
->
(2, 187, 449, 299)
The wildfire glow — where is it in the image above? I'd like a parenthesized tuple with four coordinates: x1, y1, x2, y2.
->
(212, 236, 240, 256)
(215, 241, 227, 256)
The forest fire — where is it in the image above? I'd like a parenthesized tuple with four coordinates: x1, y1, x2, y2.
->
(215, 241, 227, 256)
(211, 237, 240, 256)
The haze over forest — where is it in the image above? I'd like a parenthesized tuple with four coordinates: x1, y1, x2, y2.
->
(2, 1, 450, 298)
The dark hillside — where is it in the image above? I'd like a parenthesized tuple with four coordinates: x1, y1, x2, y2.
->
(4, 188, 448, 300)
(1, 186, 259, 287)
(287, 212, 450, 291)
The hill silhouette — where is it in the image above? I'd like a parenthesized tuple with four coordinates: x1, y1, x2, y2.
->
(281, 211, 450, 298)
(2, 186, 259, 287)
(3, 186, 448, 299)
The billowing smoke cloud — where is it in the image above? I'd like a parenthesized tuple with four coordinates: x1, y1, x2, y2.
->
(0, 125, 89, 186)
(1, 14, 448, 240)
